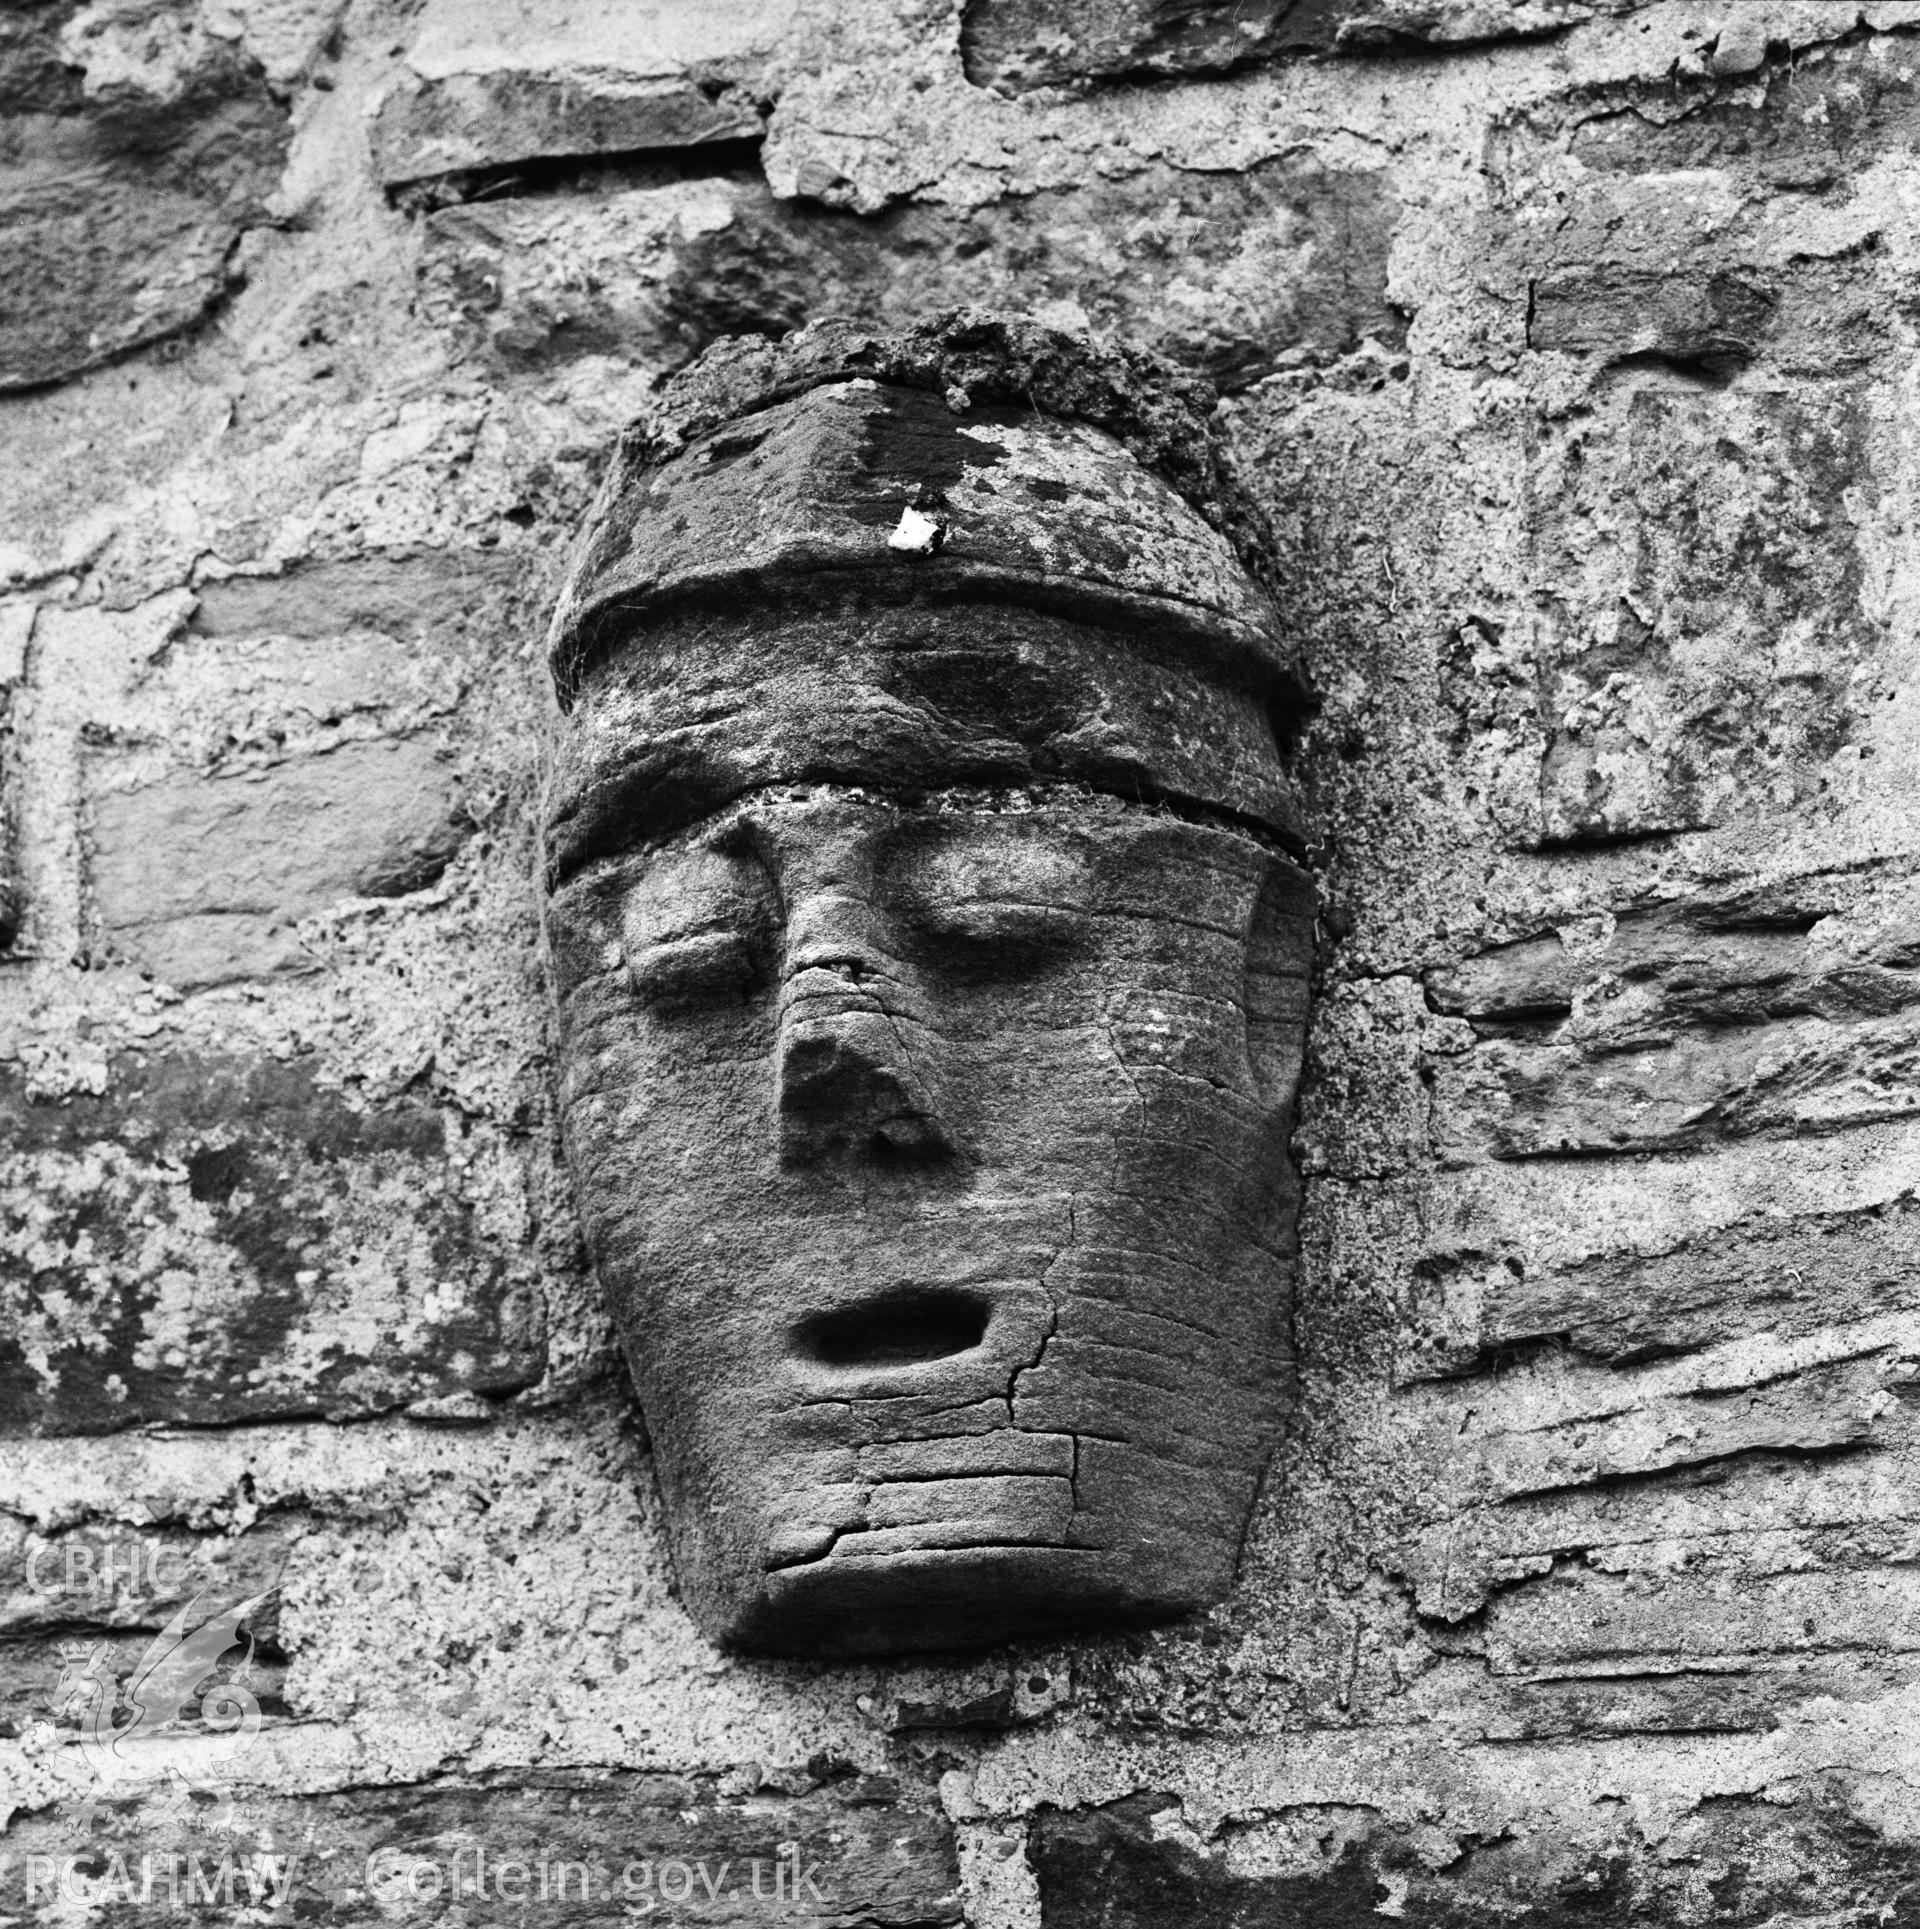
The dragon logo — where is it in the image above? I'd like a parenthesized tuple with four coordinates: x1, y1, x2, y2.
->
(38, 1591, 270, 1832)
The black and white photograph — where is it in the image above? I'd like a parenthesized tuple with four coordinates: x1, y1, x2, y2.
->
(2, 0, 1915, 1921)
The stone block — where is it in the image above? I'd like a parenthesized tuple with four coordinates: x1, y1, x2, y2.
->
(1491, 40, 1914, 379)
(1427, 931, 1580, 1021)
(0, 0, 291, 390)
(1470, 1351, 1897, 1505)
(0, 1055, 547, 1432)
(1524, 388, 1879, 844)
(1487, 1566, 1920, 1678)
(0, 1517, 297, 1745)
(1484, 1200, 1920, 1364)
(370, 0, 782, 189)
(1427, 873, 1920, 1165)
(1511, 186, 1883, 380)
(663, 160, 1403, 391)
(421, 157, 1401, 389)
(1571, 34, 1920, 189)
(1033, 1796, 1388, 1927)
(90, 736, 471, 988)
(188, 551, 520, 640)
(0, 1771, 963, 1921)
(0, 598, 25, 948)
(960, 0, 1635, 92)
(1494, 1660, 1902, 1742)
(0, 1517, 297, 1639)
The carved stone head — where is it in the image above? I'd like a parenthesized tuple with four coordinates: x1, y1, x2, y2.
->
(542, 315, 1314, 1656)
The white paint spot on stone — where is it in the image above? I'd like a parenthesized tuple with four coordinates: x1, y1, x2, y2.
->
(888, 506, 944, 554)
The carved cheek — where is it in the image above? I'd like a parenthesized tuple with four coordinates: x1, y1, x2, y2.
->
(1047, 825, 1305, 1190)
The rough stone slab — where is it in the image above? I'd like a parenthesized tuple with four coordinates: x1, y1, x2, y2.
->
(960, 0, 1642, 93)
(0, 2, 291, 390)
(1, 1624, 290, 1759)
(0, 1055, 547, 1432)
(1492, 1660, 1913, 1742)
(371, 71, 761, 189)
(1569, 32, 1920, 187)
(189, 552, 521, 639)
(1488, 1566, 1920, 1677)
(1426, 930, 1580, 1020)
(1499, 162, 1887, 379)
(1491, 1201, 1920, 1365)
(1032, 1796, 1389, 1927)
(90, 737, 471, 988)
(422, 158, 1401, 390)
(1405, 1198, 1920, 1380)
(1423, 873, 1920, 1167)
(1461, 1347, 1903, 1508)
(0, 598, 24, 948)
(0, 1516, 297, 1639)
(1032, 1794, 1920, 1928)
(1491, 40, 1918, 381)
(1432, 1012, 1920, 1161)
(0, 1517, 296, 1747)
(1517, 386, 1880, 845)
(1417, 1119, 1920, 1319)
(0, 1770, 962, 1924)
(370, 0, 782, 188)
(1396, 1435, 1920, 1622)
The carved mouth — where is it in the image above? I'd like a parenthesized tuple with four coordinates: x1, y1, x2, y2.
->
(790, 1290, 990, 1370)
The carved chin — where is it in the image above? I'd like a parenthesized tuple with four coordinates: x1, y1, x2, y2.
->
(591, 1185, 1300, 1657)
(588, 1173, 1300, 1654)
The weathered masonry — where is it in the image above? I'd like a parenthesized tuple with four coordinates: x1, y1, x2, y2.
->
(7, 1, 1920, 1923)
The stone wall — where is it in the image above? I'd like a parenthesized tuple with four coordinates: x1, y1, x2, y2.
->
(7, 0, 1920, 1921)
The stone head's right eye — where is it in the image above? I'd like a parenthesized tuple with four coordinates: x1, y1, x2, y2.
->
(620, 838, 773, 1013)
(627, 929, 762, 1011)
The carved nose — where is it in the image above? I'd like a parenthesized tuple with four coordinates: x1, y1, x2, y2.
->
(777, 923, 953, 1164)
(778, 1000, 954, 1162)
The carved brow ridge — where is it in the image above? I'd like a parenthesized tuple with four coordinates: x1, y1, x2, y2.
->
(550, 775, 1308, 888)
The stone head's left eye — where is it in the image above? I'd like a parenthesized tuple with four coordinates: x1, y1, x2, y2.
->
(910, 896, 1082, 961)
(891, 824, 1093, 979)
